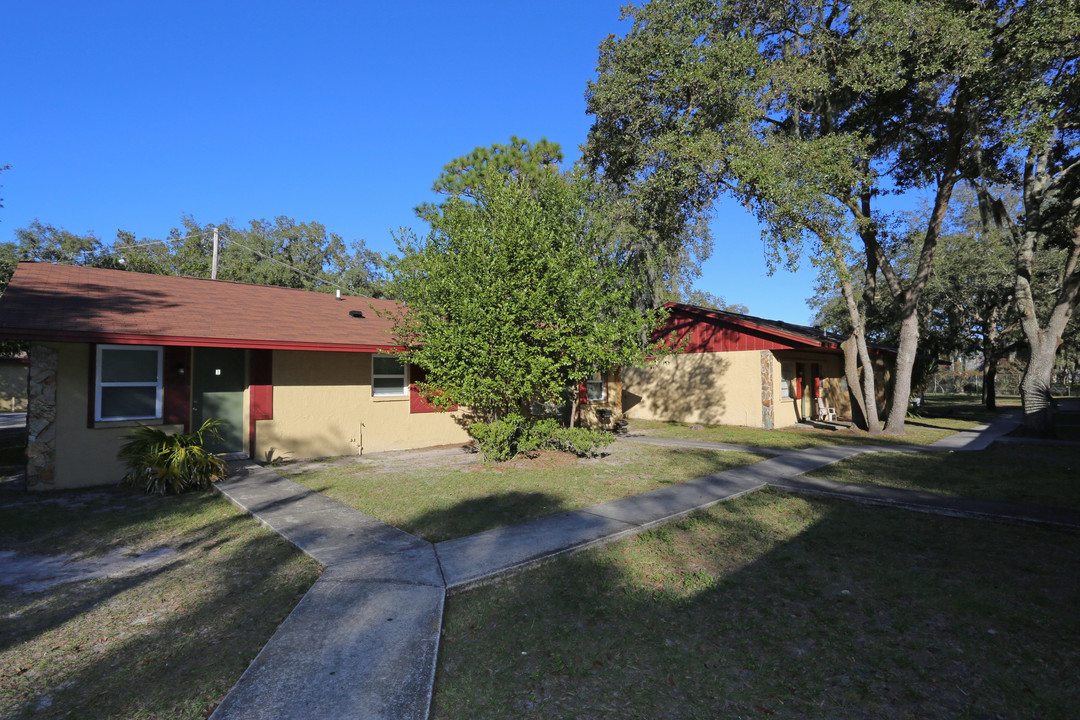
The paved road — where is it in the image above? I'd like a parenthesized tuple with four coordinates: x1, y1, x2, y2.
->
(0, 412, 26, 432)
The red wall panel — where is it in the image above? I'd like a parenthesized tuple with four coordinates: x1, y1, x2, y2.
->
(410, 365, 457, 413)
(163, 346, 191, 428)
(249, 349, 273, 421)
(657, 309, 804, 353)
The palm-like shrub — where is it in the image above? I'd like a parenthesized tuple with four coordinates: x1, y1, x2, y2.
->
(119, 419, 229, 494)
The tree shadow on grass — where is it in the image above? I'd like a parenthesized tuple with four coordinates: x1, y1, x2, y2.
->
(431, 489, 1080, 720)
(403, 491, 571, 543)
(0, 484, 321, 719)
(388, 446, 769, 542)
(651, 447, 775, 476)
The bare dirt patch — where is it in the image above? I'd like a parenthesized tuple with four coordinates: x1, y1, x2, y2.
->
(507, 450, 580, 470)
(278, 440, 644, 479)
(0, 546, 182, 595)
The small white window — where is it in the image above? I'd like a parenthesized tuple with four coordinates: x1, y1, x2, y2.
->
(372, 354, 407, 396)
(95, 345, 163, 421)
(781, 364, 795, 399)
(586, 373, 606, 402)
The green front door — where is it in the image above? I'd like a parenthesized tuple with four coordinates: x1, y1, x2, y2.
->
(192, 348, 246, 454)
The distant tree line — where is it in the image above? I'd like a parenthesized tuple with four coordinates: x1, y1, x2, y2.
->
(0, 216, 385, 297)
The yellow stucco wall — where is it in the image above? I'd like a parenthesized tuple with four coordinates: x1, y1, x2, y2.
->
(576, 373, 622, 430)
(622, 350, 768, 427)
(622, 350, 853, 429)
(253, 350, 470, 462)
(46, 342, 183, 489)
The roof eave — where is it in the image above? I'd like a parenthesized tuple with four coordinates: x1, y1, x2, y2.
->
(0, 328, 402, 353)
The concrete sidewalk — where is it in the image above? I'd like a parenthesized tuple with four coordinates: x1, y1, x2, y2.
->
(209, 408, 1077, 720)
(924, 409, 1023, 450)
(210, 463, 445, 720)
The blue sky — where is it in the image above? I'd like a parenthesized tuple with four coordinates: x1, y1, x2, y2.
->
(2, 0, 821, 322)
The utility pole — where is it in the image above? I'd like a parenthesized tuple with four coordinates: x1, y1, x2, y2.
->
(211, 226, 219, 280)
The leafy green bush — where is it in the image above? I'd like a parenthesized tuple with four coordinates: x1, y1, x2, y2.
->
(468, 415, 613, 461)
(468, 414, 527, 462)
(119, 419, 229, 494)
(546, 426, 614, 457)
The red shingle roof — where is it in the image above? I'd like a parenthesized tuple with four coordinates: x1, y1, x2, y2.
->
(0, 262, 404, 352)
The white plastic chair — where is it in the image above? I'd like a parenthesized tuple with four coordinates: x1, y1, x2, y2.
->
(815, 397, 837, 422)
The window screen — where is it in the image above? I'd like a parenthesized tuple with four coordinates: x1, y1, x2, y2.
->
(96, 345, 163, 421)
(372, 354, 407, 396)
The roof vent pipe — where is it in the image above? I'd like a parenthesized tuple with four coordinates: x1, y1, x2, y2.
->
(336, 289, 341, 300)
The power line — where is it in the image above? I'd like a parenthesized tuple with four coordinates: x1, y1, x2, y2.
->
(112, 230, 215, 250)
(110, 227, 361, 296)
(220, 229, 355, 295)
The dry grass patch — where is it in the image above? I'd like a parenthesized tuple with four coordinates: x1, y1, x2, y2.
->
(0, 480, 321, 720)
(630, 415, 985, 448)
(629, 396, 1012, 449)
(812, 443, 1080, 510)
(432, 489, 1080, 719)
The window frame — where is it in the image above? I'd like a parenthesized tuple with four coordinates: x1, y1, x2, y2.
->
(371, 354, 408, 397)
(586, 373, 606, 402)
(94, 344, 164, 422)
(780, 363, 795, 399)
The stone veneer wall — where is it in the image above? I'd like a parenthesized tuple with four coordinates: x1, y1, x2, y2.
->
(26, 343, 58, 490)
(760, 350, 774, 430)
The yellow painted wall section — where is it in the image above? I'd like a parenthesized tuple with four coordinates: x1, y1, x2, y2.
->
(622, 350, 767, 427)
(577, 374, 622, 429)
(253, 350, 469, 462)
(48, 342, 183, 489)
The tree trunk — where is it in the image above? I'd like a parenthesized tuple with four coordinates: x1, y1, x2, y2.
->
(854, 331, 882, 433)
(983, 358, 998, 411)
(1020, 335, 1057, 436)
(883, 308, 919, 434)
(981, 309, 1001, 411)
(1012, 219, 1079, 436)
(841, 336, 868, 429)
(833, 258, 881, 433)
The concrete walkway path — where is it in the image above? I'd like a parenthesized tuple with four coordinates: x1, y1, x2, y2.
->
(210, 463, 444, 720)
(209, 408, 1078, 720)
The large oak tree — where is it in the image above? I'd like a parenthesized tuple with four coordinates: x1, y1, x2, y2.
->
(584, 0, 1075, 434)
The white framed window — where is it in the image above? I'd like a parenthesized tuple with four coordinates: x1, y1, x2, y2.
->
(781, 363, 795, 399)
(586, 373, 606, 402)
(95, 344, 163, 421)
(372, 354, 407, 396)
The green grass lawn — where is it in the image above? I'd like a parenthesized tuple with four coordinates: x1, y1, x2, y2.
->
(812, 443, 1080, 509)
(629, 396, 1013, 449)
(285, 444, 768, 542)
(432, 489, 1080, 720)
(0, 481, 321, 720)
(628, 415, 982, 448)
